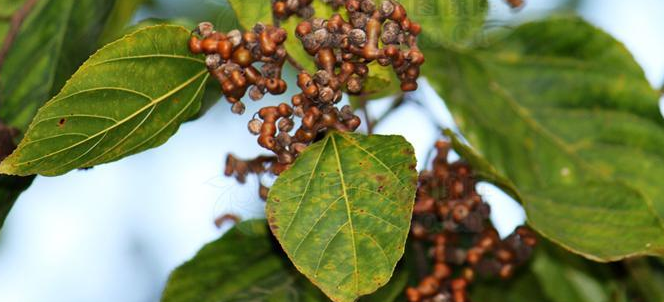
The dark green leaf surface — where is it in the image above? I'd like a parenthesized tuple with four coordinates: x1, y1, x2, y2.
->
(267, 132, 418, 302)
(0, 175, 34, 228)
(162, 219, 410, 302)
(472, 241, 630, 302)
(0, 25, 208, 176)
(0, 0, 117, 132)
(397, 0, 488, 47)
(424, 17, 664, 261)
(162, 219, 328, 302)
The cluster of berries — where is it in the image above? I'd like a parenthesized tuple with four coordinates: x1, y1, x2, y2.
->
(192, 0, 425, 199)
(406, 141, 537, 302)
(188, 22, 288, 114)
(273, 0, 314, 20)
(296, 0, 424, 92)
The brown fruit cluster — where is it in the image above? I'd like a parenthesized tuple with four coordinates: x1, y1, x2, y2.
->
(188, 22, 288, 114)
(505, 0, 525, 9)
(248, 100, 360, 166)
(295, 0, 424, 92)
(406, 140, 537, 302)
(273, 0, 315, 20)
(224, 154, 277, 200)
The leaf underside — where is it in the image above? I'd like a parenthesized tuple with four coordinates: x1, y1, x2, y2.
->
(0, 25, 208, 176)
(267, 132, 417, 302)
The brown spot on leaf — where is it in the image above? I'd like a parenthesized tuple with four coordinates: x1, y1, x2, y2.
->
(376, 175, 386, 183)
(173, 98, 180, 103)
(58, 118, 66, 127)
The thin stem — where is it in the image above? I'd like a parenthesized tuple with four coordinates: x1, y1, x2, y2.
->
(371, 94, 405, 129)
(0, 0, 40, 72)
(286, 53, 306, 73)
(359, 94, 373, 134)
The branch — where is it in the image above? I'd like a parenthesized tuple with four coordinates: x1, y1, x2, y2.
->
(0, 0, 40, 72)
(358, 94, 373, 134)
(371, 94, 405, 129)
(285, 53, 306, 73)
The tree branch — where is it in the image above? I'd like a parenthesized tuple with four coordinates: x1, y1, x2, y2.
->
(0, 0, 40, 72)
(358, 94, 373, 134)
(285, 53, 306, 73)
(371, 94, 405, 129)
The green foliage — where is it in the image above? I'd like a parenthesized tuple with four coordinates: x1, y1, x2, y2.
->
(0, 175, 33, 228)
(267, 132, 417, 302)
(162, 220, 328, 302)
(162, 219, 410, 302)
(424, 16, 664, 261)
(397, 0, 488, 47)
(0, 25, 209, 176)
(0, 0, 117, 132)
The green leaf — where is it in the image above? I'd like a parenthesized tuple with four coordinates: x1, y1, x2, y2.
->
(228, 0, 273, 31)
(471, 271, 555, 302)
(444, 129, 522, 203)
(162, 219, 410, 302)
(0, 25, 208, 176)
(0, 0, 118, 132)
(0, 175, 34, 228)
(424, 16, 664, 261)
(266, 132, 418, 302)
(162, 219, 328, 302)
(472, 241, 630, 302)
(396, 0, 488, 47)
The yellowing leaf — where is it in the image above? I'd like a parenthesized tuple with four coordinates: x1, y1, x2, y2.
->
(267, 132, 417, 302)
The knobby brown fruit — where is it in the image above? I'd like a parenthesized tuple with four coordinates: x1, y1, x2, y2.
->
(406, 140, 537, 302)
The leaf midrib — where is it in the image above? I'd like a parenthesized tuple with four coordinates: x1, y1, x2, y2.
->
(6, 69, 207, 168)
(330, 133, 360, 295)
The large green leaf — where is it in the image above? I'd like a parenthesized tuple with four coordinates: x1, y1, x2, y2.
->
(397, 0, 488, 47)
(0, 0, 117, 132)
(162, 219, 328, 302)
(0, 25, 208, 176)
(424, 16, 664, 261)
(162, 219, 410, 302)
(266, 132, 418, 302)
